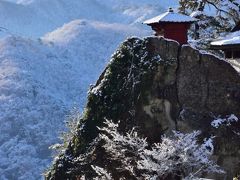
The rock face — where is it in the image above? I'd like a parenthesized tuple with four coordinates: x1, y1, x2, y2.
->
(178, 46, 240, 115)
(45, 37, 240, 180)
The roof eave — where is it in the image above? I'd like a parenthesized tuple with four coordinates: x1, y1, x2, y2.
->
(210, 43, 240, 50)
(143, 20, 196, 25)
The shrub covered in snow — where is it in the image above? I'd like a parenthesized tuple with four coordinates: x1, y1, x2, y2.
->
(93, 120, 224, 179)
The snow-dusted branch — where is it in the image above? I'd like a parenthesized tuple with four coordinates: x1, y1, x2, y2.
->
(91, 165, 113, 180)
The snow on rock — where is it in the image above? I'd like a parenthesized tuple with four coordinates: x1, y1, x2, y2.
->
(211, 114, 239, 128)
(227, 59, 240, 73)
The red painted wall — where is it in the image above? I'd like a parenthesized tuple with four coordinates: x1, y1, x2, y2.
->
(150, 23, 191, 44)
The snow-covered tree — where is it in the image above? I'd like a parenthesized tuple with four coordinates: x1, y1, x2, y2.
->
(179, 0, 240, 24)
(50, 108, 80, 154)
(179, 0, 240, 39)
(93, 120, 225, 179)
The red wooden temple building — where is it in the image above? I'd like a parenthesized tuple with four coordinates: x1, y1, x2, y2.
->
(143, 8, 197, 44)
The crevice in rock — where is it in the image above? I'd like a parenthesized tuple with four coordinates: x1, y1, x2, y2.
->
(202, 55, 210, 112)
(175, 44, 183, 131)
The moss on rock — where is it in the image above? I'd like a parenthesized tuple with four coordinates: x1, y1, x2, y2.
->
(46, 36, 240, 180)
(45, 37, 180, 179)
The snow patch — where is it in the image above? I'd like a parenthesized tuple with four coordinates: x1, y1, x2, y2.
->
(0, 19, 147, 179)
(211, 114, 239, 128)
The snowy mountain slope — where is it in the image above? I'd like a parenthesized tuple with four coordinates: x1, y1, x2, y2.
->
(95, 0, 179, 23)
(0, 20, 148, 180)
(0, 0, 179, 179)
(0, 36, 68, 180)
(95, 0, 178, 12)
(0, 0, 123, 37)
(41, 19, 148, 107)
(0, 0, 178, 38)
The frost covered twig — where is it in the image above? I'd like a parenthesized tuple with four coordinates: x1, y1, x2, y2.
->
(91, 165, 112, 180)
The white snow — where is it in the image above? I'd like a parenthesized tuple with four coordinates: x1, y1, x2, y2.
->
(211, 114, 239, 128)
(190, 10, 205, 18)
(144, 9, 198, 24)
(0, 0, 179, 38)
(98, 120, 224, 179)
(0, 20, 147, 180)
(0, 0, 126, 38)
(211, 31, 240, 46)
(227, 59, 240, 73)
(0, 0, 178, 179)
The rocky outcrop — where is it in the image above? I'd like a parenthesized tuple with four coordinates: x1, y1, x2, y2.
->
(177, 45, 240, 179)
(178, 46, 240, 115)
(45, 37, 240, 180)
